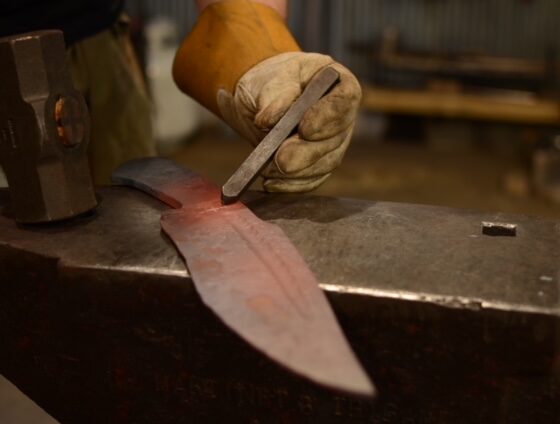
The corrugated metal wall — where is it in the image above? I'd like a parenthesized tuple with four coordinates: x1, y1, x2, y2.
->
(332, 0, 560, 57)
(126, 0, 560, 77)
(334, 0, 560, 80)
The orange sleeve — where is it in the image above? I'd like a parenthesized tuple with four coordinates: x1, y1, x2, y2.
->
(172, 0, 300, 116)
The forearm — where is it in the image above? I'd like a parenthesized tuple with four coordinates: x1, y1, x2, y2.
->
(176, 0, 298, 114)
(196, 0, 287, 18)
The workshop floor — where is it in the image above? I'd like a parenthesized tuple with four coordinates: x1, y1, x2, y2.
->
(167, 122, 560, 220)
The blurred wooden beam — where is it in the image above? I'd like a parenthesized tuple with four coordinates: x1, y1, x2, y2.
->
(361, 84, 560, 125)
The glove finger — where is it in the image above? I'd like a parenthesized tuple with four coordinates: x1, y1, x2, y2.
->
(254, 81, 301, 130)
(253, 53, 334, 130)
(218, 88, 263, 145)
(264, 130, 352, 179)
(273, 126, 351, 174)
(263, 173, 331, 193)
(299, 63, 362, 142)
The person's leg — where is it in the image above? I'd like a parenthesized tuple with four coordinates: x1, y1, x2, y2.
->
(67, 15, 155, 185)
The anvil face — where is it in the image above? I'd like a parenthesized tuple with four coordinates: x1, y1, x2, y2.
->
(0, 188, 559, 423)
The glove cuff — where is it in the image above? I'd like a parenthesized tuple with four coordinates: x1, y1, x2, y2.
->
(172, 0, 301, 116)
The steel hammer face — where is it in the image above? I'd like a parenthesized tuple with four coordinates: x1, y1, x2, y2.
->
(0, 30, 96, 223)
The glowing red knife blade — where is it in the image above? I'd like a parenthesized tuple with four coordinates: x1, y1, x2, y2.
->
(113, 158, 374, 396)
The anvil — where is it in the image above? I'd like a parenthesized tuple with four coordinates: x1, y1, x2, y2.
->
(0, 187, 559, 423)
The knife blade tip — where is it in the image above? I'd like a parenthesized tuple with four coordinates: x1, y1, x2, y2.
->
(330, 370, 377, 398)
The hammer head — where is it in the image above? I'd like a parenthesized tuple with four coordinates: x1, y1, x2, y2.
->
(0, 30, 96, 223)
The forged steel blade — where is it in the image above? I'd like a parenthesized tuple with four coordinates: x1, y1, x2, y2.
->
(221, 66, 340, 204)
(113, 158, 375, 396)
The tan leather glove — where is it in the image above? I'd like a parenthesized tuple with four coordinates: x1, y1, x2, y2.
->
(173, 0, 361, 193)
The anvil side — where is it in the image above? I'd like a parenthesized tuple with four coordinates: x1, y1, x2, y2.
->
(0, 188, 559, 423)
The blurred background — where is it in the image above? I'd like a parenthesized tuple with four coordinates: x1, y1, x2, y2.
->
(120, 1, 560, 218)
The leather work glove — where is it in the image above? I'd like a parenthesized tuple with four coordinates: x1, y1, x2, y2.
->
(173, 0, 361, 192)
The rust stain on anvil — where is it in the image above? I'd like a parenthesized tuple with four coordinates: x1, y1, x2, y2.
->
(112, 157, 374, 396)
